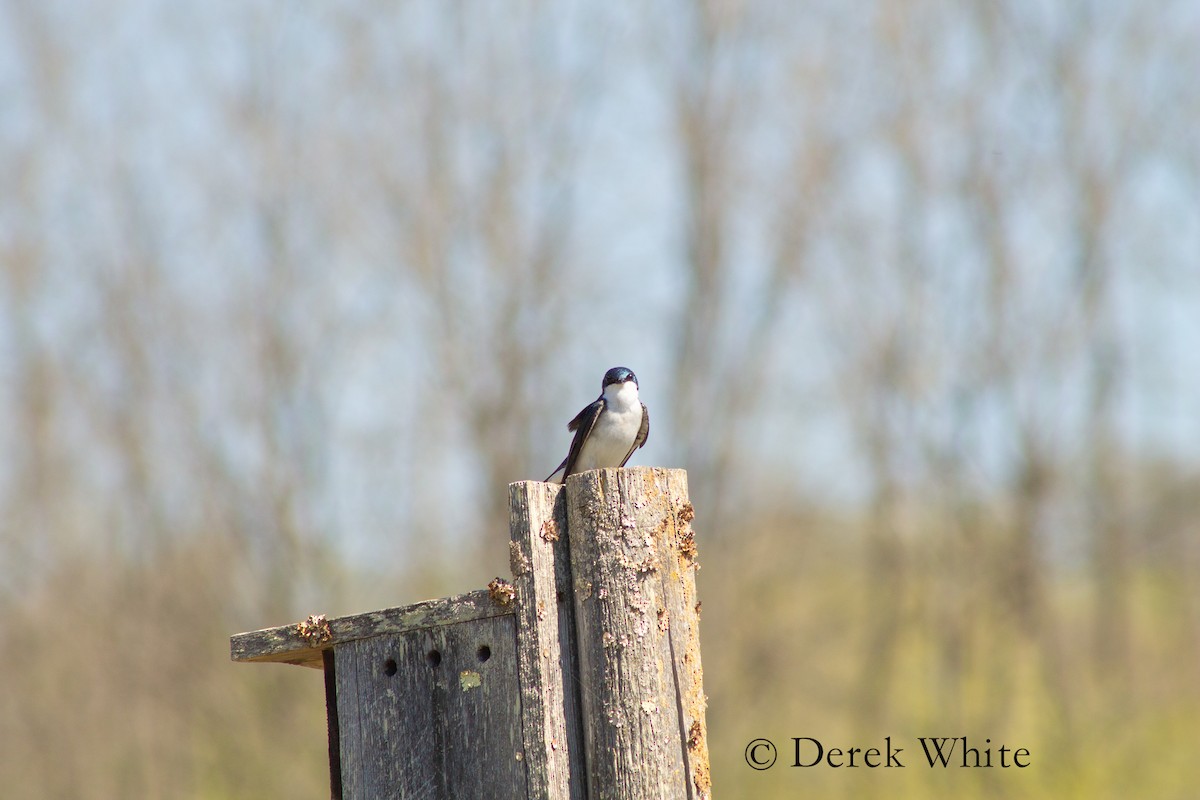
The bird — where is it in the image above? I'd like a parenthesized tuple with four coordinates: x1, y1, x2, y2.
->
(545, 366, 650, 484)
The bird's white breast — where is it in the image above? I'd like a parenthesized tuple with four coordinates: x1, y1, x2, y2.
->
(575, 381, 642, 473)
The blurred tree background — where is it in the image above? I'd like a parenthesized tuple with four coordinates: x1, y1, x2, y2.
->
(2, 1, 1198, 798)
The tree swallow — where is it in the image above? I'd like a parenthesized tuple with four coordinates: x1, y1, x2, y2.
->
(545, 366, 650, 484)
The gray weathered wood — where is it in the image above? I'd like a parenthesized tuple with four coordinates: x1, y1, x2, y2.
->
(323, 649, 344, 799)
(508, 480, 586, 800)
(566, 467, 711, 800)
(335, 613, 527, 799)
(230, 465, 712, 799)
(230, 588, 512, 668)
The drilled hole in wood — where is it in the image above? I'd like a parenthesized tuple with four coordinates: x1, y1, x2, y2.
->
(383, 658, 397, 676)
(426, 649, 442, 668)
(477, 645, 492, 663)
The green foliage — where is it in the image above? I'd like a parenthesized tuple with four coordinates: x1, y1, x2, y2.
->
(4, 511, 1192, 798)
(702, 520, 1200, 800)
(0, 541, 329, 800)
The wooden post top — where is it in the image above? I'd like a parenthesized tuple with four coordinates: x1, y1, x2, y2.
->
(230, 585, 517, 669)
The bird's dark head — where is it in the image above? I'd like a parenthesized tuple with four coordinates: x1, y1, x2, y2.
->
(602, 366, 638, 389)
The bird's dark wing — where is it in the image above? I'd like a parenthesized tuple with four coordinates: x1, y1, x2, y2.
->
(566, 404, 589, 432)
(544, 398, 604, 482)
(562, 399, 604, 478)
(618, 403, 650, 467)
(544, 456, 568, 483)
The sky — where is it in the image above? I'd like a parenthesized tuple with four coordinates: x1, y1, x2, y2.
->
(1, 0, 1198, 572)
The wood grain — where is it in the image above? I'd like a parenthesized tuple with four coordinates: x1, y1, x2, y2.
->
(230, 588, 513, 668)
(565, 467, 711, 800)
(335, 613, 527, 799)
(508, 480, 586, 800)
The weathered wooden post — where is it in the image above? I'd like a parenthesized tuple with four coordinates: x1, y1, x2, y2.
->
(230, 466, 710, 799)
(565, 468, 709, 800)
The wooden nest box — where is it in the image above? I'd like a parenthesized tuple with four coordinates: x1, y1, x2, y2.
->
(231, 467, 710, 800)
